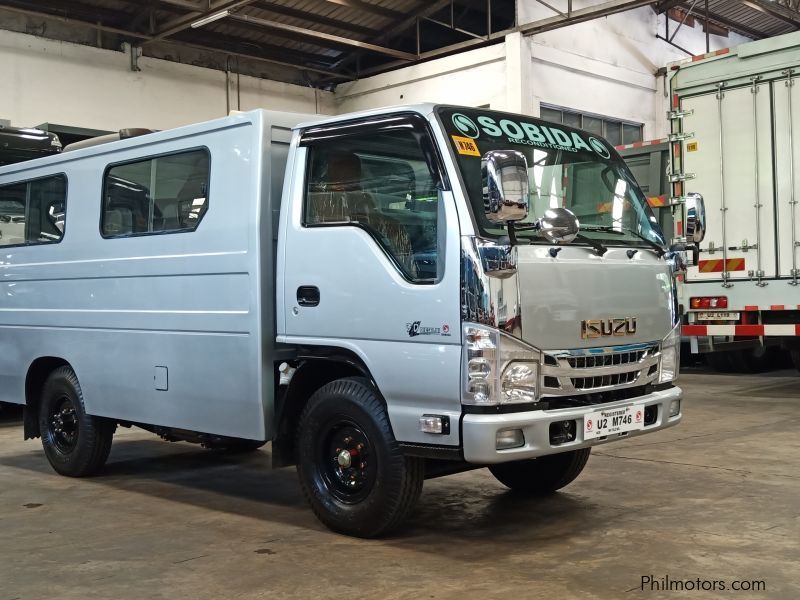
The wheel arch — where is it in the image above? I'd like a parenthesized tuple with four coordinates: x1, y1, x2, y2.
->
(24, 356, 71, 439)
(272, 347, 383, 467)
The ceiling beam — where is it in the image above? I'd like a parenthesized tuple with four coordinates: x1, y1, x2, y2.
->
(144, 0, 259, 44)
(345, 0, 664, 81)
(321, 0, 402, 20)
(228, 13, 417, 60)
(653, 0, 685, 13)
(174, 28, 341, 68)
(738, 0, 800, 28)
(0, 1, 150, 38)
(331, 0, 452, 72)
(0, 2, 346, 79)
(681, 3, 767, 38)
(520, 0, 664, 34)
(252, 1, 379, 37)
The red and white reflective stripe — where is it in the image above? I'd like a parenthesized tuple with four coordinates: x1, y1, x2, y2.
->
(614, 138, 669, 151)
(691, 48, 730, 62)
(683, 324, 800, 337)
(741, 305, 800, 311)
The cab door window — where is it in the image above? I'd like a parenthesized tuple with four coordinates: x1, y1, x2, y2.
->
(302, 117, 445, 283)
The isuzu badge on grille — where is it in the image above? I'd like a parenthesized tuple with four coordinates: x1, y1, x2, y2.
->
(581, 318, 637, 339)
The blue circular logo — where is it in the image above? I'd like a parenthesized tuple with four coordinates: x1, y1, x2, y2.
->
(589, 137, 611, 159)
(452, 113, 480, 138)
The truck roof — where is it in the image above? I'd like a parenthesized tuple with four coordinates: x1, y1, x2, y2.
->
(294, 103, 437, 130)
(0, 109, 313, 179)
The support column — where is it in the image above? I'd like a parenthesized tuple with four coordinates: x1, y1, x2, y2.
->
(504, 31, 534, 116)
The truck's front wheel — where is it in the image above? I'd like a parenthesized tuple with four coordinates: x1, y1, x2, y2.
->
(489, 448, 590, 494)
(296, 377, 424, 538)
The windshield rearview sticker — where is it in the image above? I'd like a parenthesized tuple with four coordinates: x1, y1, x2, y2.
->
(448, 111, 612, 159)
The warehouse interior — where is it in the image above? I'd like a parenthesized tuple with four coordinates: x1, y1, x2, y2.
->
(1, 0, 800, 598)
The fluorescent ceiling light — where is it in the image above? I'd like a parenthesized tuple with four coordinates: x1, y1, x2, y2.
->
(190, 10, 230, 28)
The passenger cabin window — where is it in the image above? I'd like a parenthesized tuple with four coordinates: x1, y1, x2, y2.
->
(0, 174, 66, 247)
(303, 121, 444, 283)
(101, 149, 210, 237)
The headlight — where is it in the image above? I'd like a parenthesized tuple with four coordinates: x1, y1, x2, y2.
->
(659, 322, 681, 383)
(462, 324, 541, 405)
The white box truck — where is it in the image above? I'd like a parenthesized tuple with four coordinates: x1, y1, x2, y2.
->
(0, 105, 692, 537)
(668, 32, 800, 372)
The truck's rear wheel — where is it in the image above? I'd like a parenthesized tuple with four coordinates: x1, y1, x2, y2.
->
(704, 351, 736, 372)
(296, 377, 424, 538)
(790, 349, 800, 373)
(731, 346, 772, 373)
(39, 366, 115, 477)
(489, 449, 590, 494)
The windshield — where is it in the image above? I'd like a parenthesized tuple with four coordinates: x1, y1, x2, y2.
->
(437, 107, 665, 248)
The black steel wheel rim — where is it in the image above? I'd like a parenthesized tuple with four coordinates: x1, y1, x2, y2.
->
(47, 395, 79, 454)
(316, 418, 377, 504)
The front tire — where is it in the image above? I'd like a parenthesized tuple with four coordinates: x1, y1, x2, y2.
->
(296, 377, 424, 538)
(489, 449, 590, 494)
(39, 366, 115, 477)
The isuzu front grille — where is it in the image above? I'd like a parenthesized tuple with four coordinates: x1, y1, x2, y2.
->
(541, 343, 659, 396)
(571, 370, 639, 390)
(566, 350, 647, 369)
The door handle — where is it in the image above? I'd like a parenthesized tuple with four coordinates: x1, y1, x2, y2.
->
(297, 286, 320, 307)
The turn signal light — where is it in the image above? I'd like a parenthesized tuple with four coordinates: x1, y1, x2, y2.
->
(690, 296, 728, 309)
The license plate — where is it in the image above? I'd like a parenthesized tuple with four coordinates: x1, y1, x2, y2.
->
(584, 405, 645, 440)
(695, 311, 740, 321)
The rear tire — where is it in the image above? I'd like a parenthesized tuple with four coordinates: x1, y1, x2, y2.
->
(296, 377, 424, 538)
(489, 449, 590, 494)
(704, 351, 737, 372)
(730, 347, 772, 373)
(39, 366, 115, 477)
(790, 349, 800, 373)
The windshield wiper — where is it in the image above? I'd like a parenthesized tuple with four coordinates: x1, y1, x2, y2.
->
(507, 222, 608, 256)
(580, 225, 666, 257)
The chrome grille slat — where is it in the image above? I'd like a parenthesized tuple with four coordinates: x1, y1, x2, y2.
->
(542, 343, 660, 395)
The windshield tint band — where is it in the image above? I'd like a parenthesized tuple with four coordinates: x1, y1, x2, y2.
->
(435, 106, 665, 248)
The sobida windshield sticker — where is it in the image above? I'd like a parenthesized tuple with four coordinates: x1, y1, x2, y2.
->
(450, 112, 611, 159)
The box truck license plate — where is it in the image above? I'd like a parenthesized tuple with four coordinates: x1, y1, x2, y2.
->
(695, 311, 740, 321)
(584, 406, 644, 440)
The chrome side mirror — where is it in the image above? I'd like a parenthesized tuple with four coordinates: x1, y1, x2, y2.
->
(535, 207, 580, 244)
(685, 192, 706, 243)
(482, 150, 529, 223)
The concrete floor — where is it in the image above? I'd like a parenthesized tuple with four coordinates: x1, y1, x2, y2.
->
(1, 369, 798, 599)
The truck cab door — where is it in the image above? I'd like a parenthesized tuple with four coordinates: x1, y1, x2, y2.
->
(277, 113, 463, 446)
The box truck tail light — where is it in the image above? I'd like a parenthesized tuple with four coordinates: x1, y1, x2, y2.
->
(690, 296, 728, 309)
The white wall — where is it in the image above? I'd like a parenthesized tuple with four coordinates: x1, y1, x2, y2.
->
(524, 2, 751, 138)
(335, 1, 752, 140)
(0, 29, 334, 131)
(333, 43, 508, 113)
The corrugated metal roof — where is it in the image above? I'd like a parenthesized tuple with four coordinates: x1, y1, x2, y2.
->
(0, 0, 798, 86)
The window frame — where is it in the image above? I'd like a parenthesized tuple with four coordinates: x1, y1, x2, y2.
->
(99, 146, 212, 240)
(0, 172, 68, 249)
(298, 113, 450, 285)
(539, 103, 643, 146)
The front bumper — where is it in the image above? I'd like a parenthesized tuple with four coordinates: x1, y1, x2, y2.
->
(462, 385, 682, 464)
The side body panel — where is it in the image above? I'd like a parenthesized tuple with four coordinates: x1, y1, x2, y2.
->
(669, 34, 800, 338)
(0, 111, 302, 440)
(277, 111, 465, 447)
(681, 84, 776, 282)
